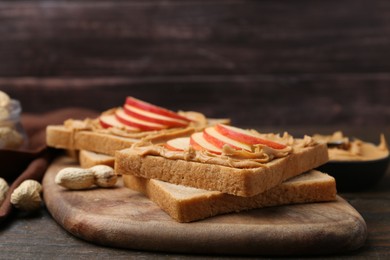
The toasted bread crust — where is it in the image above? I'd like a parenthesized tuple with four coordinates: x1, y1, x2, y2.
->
(123, 170, 337, 222)
(116, 143, 328, 197)
(46, 125, 138, 156)
(46, 125, 75, 149)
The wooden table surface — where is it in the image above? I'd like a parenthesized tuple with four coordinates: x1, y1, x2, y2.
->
(0, 126, 388, 259)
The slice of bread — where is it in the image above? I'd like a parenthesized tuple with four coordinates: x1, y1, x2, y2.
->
(116, 142, 328, 197)
(123, 170, 337, 222)
(47, 126, 141, 156)
(47, 114, 229, 156)
(79, 150, 115, 168)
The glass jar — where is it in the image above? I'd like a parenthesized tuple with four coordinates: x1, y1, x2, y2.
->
(0, 99, 28, 150)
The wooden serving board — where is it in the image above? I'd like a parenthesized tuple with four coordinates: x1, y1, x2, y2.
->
(43, 156, 367, 256)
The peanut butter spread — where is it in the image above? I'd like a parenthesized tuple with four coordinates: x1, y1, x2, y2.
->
(313, 131, 389, 161)
(63, 109, 210, 142)
(131, 133, 317, 169)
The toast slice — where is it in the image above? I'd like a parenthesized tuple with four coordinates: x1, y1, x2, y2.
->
(79, 150, 115, 168)
(47, 125, 141, 156)
(123, 170, 337, 222)
(46, 112, 208, 156)
(47, 97, 229, 156)
(116, 136, 329, 197)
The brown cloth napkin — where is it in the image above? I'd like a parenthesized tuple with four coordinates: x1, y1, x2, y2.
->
(0, 108, 98, 223)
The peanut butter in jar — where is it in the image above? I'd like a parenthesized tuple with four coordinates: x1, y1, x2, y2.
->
(0, 91, 28, 150)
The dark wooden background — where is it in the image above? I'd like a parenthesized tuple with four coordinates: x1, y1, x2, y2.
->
(0, 0, 389, 128)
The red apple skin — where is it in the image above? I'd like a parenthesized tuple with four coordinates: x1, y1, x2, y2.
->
(215, 124, 287, 149)
(190, 132, 222, 154)
(99, 117, 113, 129)
(123, 104, 189, 128)
(99, 114, 139, 131)
(189, 136, 205, 151)
(202, 130, 226, 149)
(115, 109, 166, 131)
(203, 127, 250, 151)
(126, 97, 191, 123)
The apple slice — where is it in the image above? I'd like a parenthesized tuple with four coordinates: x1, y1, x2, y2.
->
(190, 132, 222, 154)
(115, 108, 166, 131)
(165, 137, 190, 151)
(126, 97, 191, 123)
(215, 124, 287, 149)
(99, 114, 140, 132)
(203, 127, 251, 151)
(123, 104, 189, 128)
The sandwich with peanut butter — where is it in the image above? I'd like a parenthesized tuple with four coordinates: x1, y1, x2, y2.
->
(46, 97, 228, 158)
(116, 124, 329, 197)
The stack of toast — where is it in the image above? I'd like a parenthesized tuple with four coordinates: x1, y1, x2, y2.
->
(47, 97, 337, 222)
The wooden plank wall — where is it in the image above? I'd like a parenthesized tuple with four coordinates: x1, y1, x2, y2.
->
(0, 0, 389, 127)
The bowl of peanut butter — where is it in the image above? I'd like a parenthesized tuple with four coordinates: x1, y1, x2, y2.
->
(314, 131, 389, 191)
